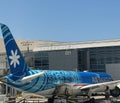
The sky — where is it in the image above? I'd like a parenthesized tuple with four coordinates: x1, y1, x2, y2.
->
(0, 0, 120, 42)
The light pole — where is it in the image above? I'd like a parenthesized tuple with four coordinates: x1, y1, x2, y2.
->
(21, 41, 33, 53)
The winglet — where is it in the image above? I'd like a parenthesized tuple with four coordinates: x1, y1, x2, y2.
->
(0, 24, 29, 80)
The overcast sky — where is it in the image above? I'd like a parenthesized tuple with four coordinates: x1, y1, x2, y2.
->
(0, 0, 120, 42)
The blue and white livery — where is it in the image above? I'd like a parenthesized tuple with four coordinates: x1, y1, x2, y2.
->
(0, 24, 120, 101)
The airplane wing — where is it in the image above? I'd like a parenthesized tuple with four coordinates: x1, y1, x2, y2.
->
(57, 80, 120, 97)
(81, 80, 120, 90)
(79, 80, 120, 97)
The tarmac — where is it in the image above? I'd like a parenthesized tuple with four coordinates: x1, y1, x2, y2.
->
(0, 95, 120, 103)
(53, 96, 120, 103)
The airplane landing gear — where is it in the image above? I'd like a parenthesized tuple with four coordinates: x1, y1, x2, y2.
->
(83, 98, 95, 103)
(48, 97, 54, 103)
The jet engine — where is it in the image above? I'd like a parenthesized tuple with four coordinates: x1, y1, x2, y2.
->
(110, 86, 120, 97)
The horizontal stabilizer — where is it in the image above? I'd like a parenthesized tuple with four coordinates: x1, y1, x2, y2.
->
(20, 71, 45, 82)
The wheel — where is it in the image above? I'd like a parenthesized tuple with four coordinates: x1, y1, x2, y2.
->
(83, 98, 95, 103)
(89, 98, 95, 103)
(48, 98, 54, 103)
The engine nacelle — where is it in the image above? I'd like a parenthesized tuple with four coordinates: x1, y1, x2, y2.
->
(55, 84, 82, 96)
(110, 86, 120, 97)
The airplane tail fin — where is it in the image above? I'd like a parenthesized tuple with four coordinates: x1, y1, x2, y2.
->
(0, 24, 29, 80)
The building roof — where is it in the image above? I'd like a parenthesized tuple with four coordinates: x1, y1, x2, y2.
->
(1, 38, 120, 53)
(33, 39, 120, 51)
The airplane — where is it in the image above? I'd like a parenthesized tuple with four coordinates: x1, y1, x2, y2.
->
(0, 23, 120, 103)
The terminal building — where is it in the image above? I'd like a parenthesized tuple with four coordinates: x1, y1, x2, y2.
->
(0, 38, 120, 95)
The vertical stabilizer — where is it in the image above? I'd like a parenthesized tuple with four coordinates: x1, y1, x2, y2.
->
(0, 24, 29, 79)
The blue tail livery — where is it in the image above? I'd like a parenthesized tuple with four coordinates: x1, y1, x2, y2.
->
(0, 23, 120, 102)
(0, 24, 29, 80)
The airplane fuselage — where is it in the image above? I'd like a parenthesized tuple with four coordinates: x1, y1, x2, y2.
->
(6, 70, 113, 97)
